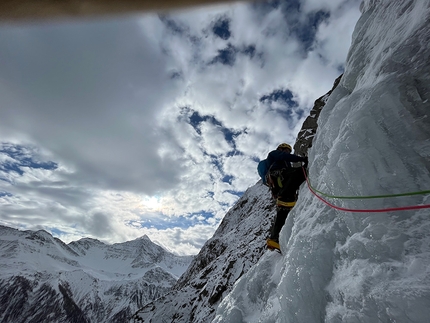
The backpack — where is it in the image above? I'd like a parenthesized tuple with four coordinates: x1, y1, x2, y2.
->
(257, 159, 270, 185)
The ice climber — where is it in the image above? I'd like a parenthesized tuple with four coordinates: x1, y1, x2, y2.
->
(258, 143, 308, 251)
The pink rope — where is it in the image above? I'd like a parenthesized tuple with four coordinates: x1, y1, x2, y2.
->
(302, 167, 430, 213)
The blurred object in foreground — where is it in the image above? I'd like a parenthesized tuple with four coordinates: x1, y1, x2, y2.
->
(0, 0, 241, 21)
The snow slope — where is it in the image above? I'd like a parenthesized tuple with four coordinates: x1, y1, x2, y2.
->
(0, 225, 193, 322)
(132, 181, 276, 322)
(214, 1, 430, 322)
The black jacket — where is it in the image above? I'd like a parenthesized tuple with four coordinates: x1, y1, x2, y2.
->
(266, 150, 306, 171)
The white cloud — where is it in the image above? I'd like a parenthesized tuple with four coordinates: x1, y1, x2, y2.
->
(200, 121, 232, 155)
(314, 4, 362, 66)
(301, 0, 360, 14)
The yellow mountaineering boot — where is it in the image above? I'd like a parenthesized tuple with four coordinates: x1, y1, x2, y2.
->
(266, 239, 281, 251)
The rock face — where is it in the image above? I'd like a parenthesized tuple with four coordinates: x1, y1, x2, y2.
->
(131, 181, 276, 323)
(293, 74, 342, 157)
(0, 225, 193, 323)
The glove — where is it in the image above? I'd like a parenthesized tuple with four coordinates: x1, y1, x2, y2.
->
(302, 156, 308, 168)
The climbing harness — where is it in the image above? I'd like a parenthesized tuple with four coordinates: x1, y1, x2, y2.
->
(302, 167, 430, 213)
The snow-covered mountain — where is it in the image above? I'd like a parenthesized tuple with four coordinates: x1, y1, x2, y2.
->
(133, 0, 430, 322)
(0, 225, 193, 323)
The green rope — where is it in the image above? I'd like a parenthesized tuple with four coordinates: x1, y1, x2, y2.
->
(306, 170, 430, 200)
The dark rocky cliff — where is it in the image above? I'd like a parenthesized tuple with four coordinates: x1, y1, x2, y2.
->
(294, 74, 342, 157)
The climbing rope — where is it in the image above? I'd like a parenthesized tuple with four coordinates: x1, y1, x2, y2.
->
(302, 167, 430, 213)
(305, 170, 430, 200)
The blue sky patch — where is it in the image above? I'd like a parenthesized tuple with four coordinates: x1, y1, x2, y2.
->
(279, 0, 330, 52)
(298, 10, 330, 51)
(260, 88, 298, 107)
(169, 70, 183, 80)
(242, 44, 256, 59)
(128, 211, 215, 230)
(221, 128, 238, 146)
(260, 89, 302, 121)
(226, 151, 241, 158)
(222, 175, 234, 184)
(189, 111, 206, 134)
(210, 44, 237, 66)
(189, 211, 213, 222)
(0, 143, 58, 176)
(49, 227, 68, 237)
(188, 111, 238, 147)
(212, 17, 231, 40)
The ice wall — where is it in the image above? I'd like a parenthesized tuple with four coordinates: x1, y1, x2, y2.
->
(213, 1, 430, 322)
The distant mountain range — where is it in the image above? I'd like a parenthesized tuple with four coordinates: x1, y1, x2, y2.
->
(0, 225, 193, 323)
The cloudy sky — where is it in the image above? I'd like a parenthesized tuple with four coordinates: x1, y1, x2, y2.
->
(0, 0, 361, 255)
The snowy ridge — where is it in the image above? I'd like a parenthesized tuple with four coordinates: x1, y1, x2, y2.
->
(214, 1, 430, 322)
(132, 181, 276, 322)
(0, 225, 193, 322)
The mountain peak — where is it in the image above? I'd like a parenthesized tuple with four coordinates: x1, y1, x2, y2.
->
(0, 225, 193, 322)
(136, 234, 152, 242)
(24, 229, 55, 244)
